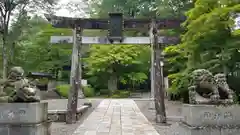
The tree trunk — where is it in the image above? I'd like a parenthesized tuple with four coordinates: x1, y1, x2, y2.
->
(9, 42, 15, 67)
(223, 65, 228, 75)
(1, 9, 12, 79)
(108, 73, 118, 91)
(2, 35, 8, 79)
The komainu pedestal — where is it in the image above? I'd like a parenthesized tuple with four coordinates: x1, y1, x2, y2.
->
(167, 104, 240, 135)
(0, 102, 51, 135)
(167, 69, 240, 135)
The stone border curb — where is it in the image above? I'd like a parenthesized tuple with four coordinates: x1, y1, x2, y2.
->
(48, 102, 92, 122)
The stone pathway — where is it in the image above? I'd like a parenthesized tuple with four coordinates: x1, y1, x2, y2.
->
(72, 99, 160, 135)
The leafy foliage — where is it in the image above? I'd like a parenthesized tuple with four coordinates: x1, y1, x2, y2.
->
(164, 44, 188, 74)
(166, 0, 240, 101)
(182, 0, 240, 69)
(10, 15, 73, 76)
(0, 0, 59, 78)
(84, 45, 150, 90)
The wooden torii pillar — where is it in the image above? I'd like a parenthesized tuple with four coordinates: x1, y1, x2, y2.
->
(66, 26, 82, 123)
(45, 13, 181, 124)
(150, 19, 166, 122)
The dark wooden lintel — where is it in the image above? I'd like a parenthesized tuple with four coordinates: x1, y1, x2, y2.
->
(45, 14, 183, 29)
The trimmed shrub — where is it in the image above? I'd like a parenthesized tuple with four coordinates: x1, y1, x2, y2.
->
(110, 94, 122, 98)
(168, 71, 191, 103)
(99, 89, 112, 96)
(110, 90, 131, 98)
(99, 89, 131, 98)
(56, 84, 70, 98)
(82, 85, 95, 97)
(56, 84, 95, 98)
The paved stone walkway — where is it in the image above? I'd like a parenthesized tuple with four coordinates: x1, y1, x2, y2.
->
(72, 99, 160, 135)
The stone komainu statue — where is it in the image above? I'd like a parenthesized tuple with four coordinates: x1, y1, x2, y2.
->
(0, 67, 40, 103)
(188, 69, 234, 104)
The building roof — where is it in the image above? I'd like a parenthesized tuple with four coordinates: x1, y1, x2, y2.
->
(27, 72, 54, 79)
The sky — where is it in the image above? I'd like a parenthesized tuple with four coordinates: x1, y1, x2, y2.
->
(234, 14, 240, 30)
(9, 0, 88, 26)
(55, 0, 73, 17)
(55, 0, 88, 17)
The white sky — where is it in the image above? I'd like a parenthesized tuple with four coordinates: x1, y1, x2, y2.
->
(55, 0, 73, 17)
(9, 0, 88, 26)
(234, 14, 240, 30)
(55, 0, 88, 17)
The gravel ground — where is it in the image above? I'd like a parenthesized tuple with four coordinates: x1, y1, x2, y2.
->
(44, 99, 103, 135)
(134, 99, 183, 135)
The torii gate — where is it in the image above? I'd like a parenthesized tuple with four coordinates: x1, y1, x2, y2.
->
(45, 13, 181, 124)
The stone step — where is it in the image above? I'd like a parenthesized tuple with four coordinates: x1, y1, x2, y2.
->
(167, 116, 183, 122)
(130, 92, 143, 98)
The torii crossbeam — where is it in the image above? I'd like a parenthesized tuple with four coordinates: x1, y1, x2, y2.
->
(45, 14, 182, 29)
(50, 36, 180, 45)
